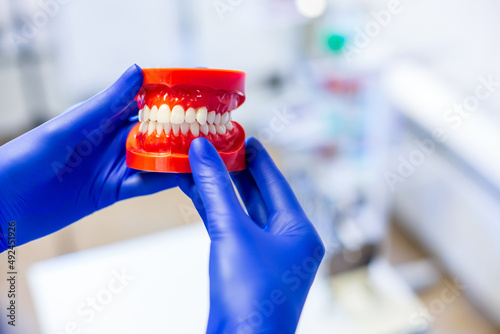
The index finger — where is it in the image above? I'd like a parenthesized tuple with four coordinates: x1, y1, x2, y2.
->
(245, 137, 305, 216)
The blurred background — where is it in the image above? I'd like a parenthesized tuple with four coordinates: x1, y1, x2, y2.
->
(1, 0, 500, 333)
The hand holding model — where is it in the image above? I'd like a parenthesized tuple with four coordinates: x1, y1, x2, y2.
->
(0, 65, 323, 333)
(0, 65, 177, 251)
(178, 137, 325, 333)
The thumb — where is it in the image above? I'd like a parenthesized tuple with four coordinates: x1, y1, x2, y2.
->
(51, 64, 143, 145)
(73, 64, 143, 126)
(188, 138, 246, 238)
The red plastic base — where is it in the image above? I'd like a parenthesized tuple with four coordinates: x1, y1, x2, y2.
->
(126, 123, 246, 173)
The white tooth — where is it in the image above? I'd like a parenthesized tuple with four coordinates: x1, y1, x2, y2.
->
(163, 122, 171, 134)
(200, 123, 209, 135)
(171, 105, 185, 124)
(156, 122, 164, 134)
(196, 107, 208, 125)
(207, 110, 216, 124)
(190, 122, 200, 137)
(181, 122, 190, 135)
(172, 123, 180, 136)
(185, 107, 196, 123)
(214, 113, 221, 125)
(229, 111, 232, 121)
(226, 121, 234, 131)
(158, 104, 171, 123)
(150, 106, 158, 122)
(139, 122, 148, 133)
(209, 124, 216, 135)
(221, 112, 229, 124)
(138, 109, 144, 122)
(216, 124, 226, 135)
(143, 106, 150, 121)
(148, 122, 155, 135)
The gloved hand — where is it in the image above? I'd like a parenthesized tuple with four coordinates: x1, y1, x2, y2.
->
(0, 65, 177, 252)
(177, 137, 324, 334)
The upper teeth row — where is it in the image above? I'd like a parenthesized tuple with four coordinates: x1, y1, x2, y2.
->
(138, 105, 231, 126)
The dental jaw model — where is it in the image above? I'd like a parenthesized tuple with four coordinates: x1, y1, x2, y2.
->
(126, 68, 246, 172)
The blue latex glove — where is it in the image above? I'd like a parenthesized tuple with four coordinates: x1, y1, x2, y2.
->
(0, 65, 177, 252)
(177, 137, 324, 334)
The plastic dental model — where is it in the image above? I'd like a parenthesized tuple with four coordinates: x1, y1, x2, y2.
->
(126, 68, 246, 173)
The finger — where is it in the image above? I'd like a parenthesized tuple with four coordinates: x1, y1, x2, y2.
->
(246, 137, 305, 216)
(128, 114, 139, 123)
(50, 64, 143, 144)
(177, 174, 208, 228)
(118, 171, 178, 201)
(70, 64, 142, 126)
(230, 169, 268, 228)
(188, 137, 247, 238)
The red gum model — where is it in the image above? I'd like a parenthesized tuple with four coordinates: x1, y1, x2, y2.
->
(126, 68, 246, 173)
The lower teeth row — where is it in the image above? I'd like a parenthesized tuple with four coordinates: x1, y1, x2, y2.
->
(138, 120, 233, 137)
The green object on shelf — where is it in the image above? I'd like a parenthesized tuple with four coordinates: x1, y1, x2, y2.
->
(327, 34, 346, 52)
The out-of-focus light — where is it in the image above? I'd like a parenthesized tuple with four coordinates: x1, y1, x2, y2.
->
(327, 34, 346, 52)
(295, 0, 327, 19)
